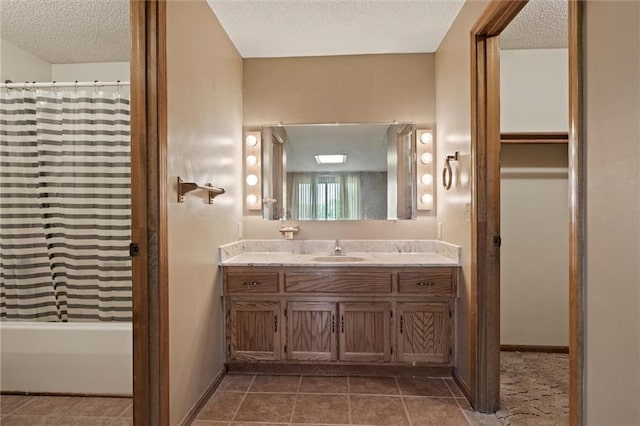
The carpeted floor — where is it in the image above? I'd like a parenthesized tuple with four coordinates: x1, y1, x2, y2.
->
(495, 351, 569, 425)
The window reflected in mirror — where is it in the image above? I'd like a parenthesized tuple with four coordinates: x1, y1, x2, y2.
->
(261, 123, 416, 221)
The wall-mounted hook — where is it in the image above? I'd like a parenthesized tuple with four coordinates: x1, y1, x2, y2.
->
(177, 177, 225, 204)
(442, 151, 459, 191)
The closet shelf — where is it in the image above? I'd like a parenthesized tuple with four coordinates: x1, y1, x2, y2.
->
(500, 132, 569, 144)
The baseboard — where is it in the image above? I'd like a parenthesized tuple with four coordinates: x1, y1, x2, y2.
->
(0, 391, 131, 398)
(226, 361, 452, 378)
(453, 368, 471, 403)
(501, 344, 569, 354)
(180, 367, 226, 426)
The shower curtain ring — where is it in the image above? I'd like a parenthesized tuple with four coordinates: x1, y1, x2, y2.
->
(74, 81, 78, 93)
(94, 80, 99, 94)
(116, 80, 121, 96)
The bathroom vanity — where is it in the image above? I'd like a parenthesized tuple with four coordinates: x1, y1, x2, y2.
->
(219, 240, 461, 374)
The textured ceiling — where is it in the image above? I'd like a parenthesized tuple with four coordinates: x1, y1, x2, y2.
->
(0, 0, 565, 64)
(0, 0, 130, 63)
(206, 0, 466, 58)
(501, 0, 568, 50)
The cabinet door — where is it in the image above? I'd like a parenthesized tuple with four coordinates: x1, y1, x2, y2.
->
(338, 302, 391, 362)
(229, 301, 281, 361)
(287, 302, 337, 361)
(397, 303, 450, 364)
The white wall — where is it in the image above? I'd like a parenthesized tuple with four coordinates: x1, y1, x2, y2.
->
(584, 1, 640, 424)
(52, 62, 129, 82)
(500, 49, 568, 132)
(0, 39, 51, 82)
(500, 144, 569, 347)
(499, 48, 569, 347)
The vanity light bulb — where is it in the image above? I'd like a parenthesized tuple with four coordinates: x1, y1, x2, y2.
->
(246, 155, 258, 166)
(421, 173, 433, 185)
(420, 132, 433, 144)
(420, 152, 433, 164)
(246, 134, 258, 147)
(246, 174, 258, 186)
(246, 194, 258, 205)
(421, 194, 433, 205)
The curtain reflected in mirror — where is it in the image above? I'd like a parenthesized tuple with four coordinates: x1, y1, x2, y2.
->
(288, 173, 367, 220)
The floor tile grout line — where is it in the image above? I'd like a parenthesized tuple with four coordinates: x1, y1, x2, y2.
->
(115, 399, 134, 418)
(452, 396, 475, 426)
(287, 375, 303, 425)
(347, 376, 353, 425)
(3, 395, 37, 416)
(230, 374, 256, 423)
(396, 377, 414, 426)
(442, 376, 460, 398)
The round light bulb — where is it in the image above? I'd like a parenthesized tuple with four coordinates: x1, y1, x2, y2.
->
(246, 174, 258, 186)
(246, 194, 258, 205)
(246, 155, 258, 166)
(421, 173, 433, 185)
(246, 134, 258, 147)
(420, 152, 433, 164)
(420, 194, 433, 205)
(420, 132, 433, 144)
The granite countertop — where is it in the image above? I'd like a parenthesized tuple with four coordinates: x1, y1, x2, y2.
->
(218, 240, 461, 267)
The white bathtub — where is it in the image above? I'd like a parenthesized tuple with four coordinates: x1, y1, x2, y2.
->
(0, 321, 132, 395)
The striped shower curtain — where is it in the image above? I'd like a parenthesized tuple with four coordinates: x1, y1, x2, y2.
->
(0, 89, 132, 322)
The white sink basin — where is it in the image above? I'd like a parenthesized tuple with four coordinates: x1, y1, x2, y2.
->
(311, 256, 366, 262)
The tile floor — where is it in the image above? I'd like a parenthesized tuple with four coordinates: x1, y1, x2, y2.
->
(0, 352, 567, 426)
(0, 394, 133, 425)
(193, 374, 499, 426)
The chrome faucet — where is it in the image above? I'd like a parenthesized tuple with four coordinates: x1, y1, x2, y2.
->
(333, 239, 343, 256)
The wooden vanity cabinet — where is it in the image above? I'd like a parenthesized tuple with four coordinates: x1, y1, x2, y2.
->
(339, 302, 391, 362)
(286, 301, 337, 361)
(224, 265, 457, 368)
(396, 302, 451, 364)
(228, 300, 281, 361)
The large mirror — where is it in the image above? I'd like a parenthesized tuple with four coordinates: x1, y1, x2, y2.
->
(262, 123, 416, 221)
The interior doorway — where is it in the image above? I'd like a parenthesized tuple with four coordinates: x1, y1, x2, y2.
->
(469, 0, 584, 424)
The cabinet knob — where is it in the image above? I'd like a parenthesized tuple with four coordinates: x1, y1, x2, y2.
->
(242, 281, 261, 287)
(416, 281, 434, 287)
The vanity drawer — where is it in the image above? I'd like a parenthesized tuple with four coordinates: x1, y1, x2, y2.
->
(285, 271, 392, 293)
(226, 272, 280, 294)
(398, 269, 455, 296)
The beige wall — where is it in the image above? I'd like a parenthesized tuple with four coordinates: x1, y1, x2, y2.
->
(243, 54, 437, 240)
(434, 0, 489, 389)
(500, 145, 568, 346)
(0, 39, 51, 82)
(500, 49, 568, 132)
(166, 2, 243, 424)
(584, 1, 640, 424)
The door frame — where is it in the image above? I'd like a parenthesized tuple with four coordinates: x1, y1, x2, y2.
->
(130, 1, 169, 425)
(469, 0, 584, 424)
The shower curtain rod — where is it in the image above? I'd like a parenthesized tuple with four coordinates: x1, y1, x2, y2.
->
(1, 81, 130, 89)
